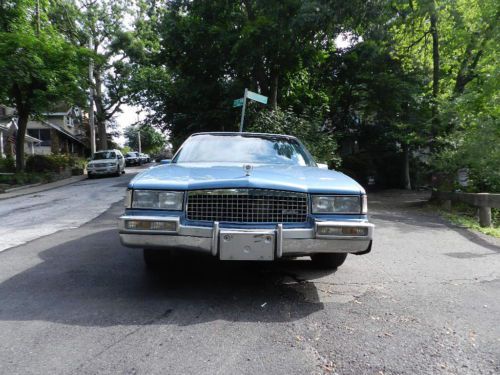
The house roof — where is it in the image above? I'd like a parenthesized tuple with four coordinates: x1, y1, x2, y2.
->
(41, 120, 86, 145)
(0, 122, 41, 144)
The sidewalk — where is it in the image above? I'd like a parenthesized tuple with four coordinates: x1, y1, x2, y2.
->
(0, 175, 88, 200)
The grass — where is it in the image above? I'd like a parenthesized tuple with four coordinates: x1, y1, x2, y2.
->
(434, 201, 500, 238)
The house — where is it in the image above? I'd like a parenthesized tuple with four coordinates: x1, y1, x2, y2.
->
(0, 119, 41, 158)
(0, 104, 89, 158)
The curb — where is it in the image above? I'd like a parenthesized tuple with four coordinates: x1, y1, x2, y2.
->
(4, 182, 43, 193)
(0, 175, 88, 200)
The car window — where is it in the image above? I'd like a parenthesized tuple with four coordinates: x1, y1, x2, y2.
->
(92, 151, 116, 160)
(173, 134, 315, 166)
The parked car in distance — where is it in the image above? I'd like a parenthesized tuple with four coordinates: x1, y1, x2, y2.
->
(125, 152, 140, 166)
(119, 132, 374, 270)
(139, 153, 149, 164)
(87, 149, 125, 178)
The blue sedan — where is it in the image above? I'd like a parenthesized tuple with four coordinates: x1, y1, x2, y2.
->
(119, 132, 374, 269)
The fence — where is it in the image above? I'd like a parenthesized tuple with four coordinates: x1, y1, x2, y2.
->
(432, 191, 500, 227)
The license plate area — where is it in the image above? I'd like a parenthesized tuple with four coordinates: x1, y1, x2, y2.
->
(219, 230, 275, 261)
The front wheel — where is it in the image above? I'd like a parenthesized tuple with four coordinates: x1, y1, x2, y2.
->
(310, 253, 347, 270)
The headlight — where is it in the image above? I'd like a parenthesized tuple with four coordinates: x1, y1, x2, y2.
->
(132, 190, 184, 210)
(312, 195, 362, 214)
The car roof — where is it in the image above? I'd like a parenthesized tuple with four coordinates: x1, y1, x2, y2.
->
(189, 132, 299, 141)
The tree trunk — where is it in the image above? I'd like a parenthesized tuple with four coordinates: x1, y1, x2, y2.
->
(93, 68, 108, 150)
(402, 143, 411, 190)
(430, 7, 440, 143)
(15, 109, 29, 172)
(268, 69, 279, 110)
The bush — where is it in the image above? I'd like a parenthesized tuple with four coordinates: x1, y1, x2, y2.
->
(432, 119, 500, 192)
(25, 154, 86, 173)
(247, 107, 341, 168)
(26, 155, 58, 173)
(0, 155, 15, 173)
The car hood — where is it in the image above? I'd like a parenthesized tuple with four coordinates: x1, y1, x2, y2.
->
(129, 163, 365, 194)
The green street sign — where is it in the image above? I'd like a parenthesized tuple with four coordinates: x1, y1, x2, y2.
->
(247, 90, 268, 104)
(233, 98, 244, 107)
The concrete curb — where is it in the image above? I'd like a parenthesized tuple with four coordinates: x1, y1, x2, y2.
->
(0, 175, 88, 200)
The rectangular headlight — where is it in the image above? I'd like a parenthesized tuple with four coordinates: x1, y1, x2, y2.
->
(125, 220, 177, 232)
(132, 190, 184, 210)
(312, 195, 361, 214)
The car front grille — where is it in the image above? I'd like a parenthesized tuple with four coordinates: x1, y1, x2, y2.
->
(93, 163, 108, 168)
(186, 189, 308, 223)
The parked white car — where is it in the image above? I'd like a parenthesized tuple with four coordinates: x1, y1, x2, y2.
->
(87, 150, 125, 178)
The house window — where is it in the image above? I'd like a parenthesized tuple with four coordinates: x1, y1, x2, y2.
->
(28, 129, 51, 146)
(65, 116, 74, 127)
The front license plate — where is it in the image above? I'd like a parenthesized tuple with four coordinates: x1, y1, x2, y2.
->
(219, 230, 275, 261)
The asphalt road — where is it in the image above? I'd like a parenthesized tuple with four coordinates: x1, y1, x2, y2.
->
(0, 176, 498, 375)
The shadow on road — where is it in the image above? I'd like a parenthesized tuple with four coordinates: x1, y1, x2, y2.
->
(0, 227, 328, 327)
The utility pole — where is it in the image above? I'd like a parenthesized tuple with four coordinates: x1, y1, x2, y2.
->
(35, 0, 40, 35)
(138, 129, 142, 154)
(88, 36, 96, 155)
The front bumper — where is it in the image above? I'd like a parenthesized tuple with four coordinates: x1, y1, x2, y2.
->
(118, 216, 374, 258)
(88, 165, 117, 174)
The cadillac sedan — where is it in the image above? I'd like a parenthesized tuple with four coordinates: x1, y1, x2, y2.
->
(119, 132, 374, 269)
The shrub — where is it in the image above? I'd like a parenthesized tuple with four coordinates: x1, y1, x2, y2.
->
(0, 155, 15, 172)
(26, 155, 58, 173)
(247, 107, 341, 168)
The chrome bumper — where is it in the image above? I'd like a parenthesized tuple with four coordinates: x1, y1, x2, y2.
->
(119, 216, 374, 258)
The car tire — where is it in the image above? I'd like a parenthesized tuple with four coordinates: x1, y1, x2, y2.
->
(88, 173, 93, 179)
(143, 248, 171, 270)
(310, 253, 347, 270)
(114, 166, 120, 177)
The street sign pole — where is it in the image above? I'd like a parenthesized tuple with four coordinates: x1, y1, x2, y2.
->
(239, 88, 248, 133)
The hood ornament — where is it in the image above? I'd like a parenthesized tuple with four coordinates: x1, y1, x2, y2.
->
(243, 164, 253, 176)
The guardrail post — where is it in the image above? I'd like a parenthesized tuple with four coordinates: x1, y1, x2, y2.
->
(443, 199, 452, 211)
(477, 193, 491, 227)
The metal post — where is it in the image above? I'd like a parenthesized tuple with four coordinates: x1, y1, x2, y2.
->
(239, 88, 248, 133)
(88, 37, 96, 155)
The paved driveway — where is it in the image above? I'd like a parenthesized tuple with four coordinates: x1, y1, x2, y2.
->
(0, 188, 498, 374)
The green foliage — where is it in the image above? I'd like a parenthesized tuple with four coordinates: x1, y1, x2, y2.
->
(432, 119, 500, 193)
(25, 154, 83, 173)
(247, 107, 341, 168)
(0, 0, 88, 170)
(124, 125, 166, 154)
(0, 156, 16, 173)
(439, 206, 500, 238)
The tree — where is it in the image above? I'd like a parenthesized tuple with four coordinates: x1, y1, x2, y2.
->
(80, 0, 133, 150)
(126, 0, 373, 148)
(0, 0, 87, 171)
(124, 125, 166, 154)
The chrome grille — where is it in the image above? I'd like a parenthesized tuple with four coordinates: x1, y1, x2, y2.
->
(187, 189, 308, 223)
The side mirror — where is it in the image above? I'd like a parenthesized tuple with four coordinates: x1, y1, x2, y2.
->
(317, 163, 328, 169)
(118, 155, 123, 159)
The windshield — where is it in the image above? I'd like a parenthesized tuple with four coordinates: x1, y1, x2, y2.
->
(92, 151, 116, 160)
(173, 134, 315, 166)
(126, 152, 138, 157)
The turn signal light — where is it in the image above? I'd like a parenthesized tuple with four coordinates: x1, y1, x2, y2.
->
(126, 220, 177, 232)
(317, 226, 368, 236)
